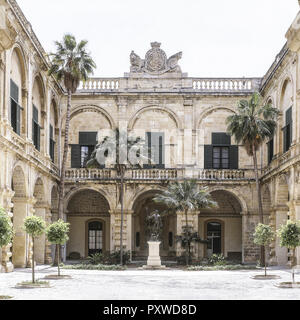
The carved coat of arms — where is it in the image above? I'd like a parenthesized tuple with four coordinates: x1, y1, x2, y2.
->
(130, 42, 182, 75)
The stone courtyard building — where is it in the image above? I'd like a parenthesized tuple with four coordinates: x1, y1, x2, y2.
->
(1, 0, 300, 272)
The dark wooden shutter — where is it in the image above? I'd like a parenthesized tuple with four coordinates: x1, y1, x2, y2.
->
(267, 139, 274, 164)
(283, 126, 287, 153)
(71, 145, 81, 168)
(229, 146, 239, 169)
(37, 125, 40, 151)
(16, 105, 21, 135)
(144, 132, 165, 168)
(204, 145, 213, 169)
(79, 132, 97, 145)
(212, 133, 231, 146)
(286, 107, 292, 125)
(10, 79, 19, 102)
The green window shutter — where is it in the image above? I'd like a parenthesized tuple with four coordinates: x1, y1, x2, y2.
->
(229, 145, 239, 169)
(10, 79, 19, 102)
(71, 145, 81, 168)
(11, 99, 17, 133)
(79, 132, 97, 145)
(212, 133, 231, 145)
(204, 145, 213, 169)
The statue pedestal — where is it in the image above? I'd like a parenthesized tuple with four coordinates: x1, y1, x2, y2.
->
(141, 241, 167, 270)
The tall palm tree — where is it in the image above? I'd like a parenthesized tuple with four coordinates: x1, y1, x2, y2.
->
(226, 92, 279, 264)
(48, 34, 96, 220)
(153, 180, 217, 265)
(86, 129, 153, 265)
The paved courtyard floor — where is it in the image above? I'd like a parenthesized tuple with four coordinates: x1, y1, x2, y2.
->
(0, 266, 300, 300)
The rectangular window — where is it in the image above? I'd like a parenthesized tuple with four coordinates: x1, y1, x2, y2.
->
(144, 132, 165, 169)
(204, 133, 238, 169)
(10, 79, 22, 135)
(71, 132, 98, 168)
(213, 147, 229, 169)
(32, 104, 40, 151)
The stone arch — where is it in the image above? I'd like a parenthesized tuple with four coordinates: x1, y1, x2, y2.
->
(10, 43, 28, 88)
(64, 186, 114, 213)
(131, 188, 176, 257)
(128, 106, 182, 131)
(65, 188, 111, 258)
(197, 106, 236, 130)
(278, 76, 294, 109)
(206, 186, 248, 213)
(61, 104, 115, 129)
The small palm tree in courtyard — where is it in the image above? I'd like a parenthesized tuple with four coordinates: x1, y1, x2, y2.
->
(48, 34, 96, 221)
(153, 180, 217, 266)
(226, 92, 278, 264)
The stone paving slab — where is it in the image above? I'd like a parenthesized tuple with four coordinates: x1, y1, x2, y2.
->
(0, 266, 300, 300)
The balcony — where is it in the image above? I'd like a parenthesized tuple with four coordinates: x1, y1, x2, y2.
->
(65, 168, 255, 182)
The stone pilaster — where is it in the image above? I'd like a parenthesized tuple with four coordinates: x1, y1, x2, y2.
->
(109, 209, 133, 252)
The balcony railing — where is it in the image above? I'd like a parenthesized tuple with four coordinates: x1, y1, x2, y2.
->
(65, 168, 255, 181)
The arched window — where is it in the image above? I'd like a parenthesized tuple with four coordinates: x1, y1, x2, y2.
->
(88, 221, 103, 256)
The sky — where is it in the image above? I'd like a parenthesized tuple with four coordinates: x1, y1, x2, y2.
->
(17, 0, 299, 78)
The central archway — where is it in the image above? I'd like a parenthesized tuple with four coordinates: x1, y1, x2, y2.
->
(132, 190, 176, 258)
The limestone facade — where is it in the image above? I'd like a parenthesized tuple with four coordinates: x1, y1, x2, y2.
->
(1, 0, 300, 271)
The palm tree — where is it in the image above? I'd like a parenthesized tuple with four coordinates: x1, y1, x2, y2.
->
(153, 180, 217, 265)
(86, 129, 153, 265)
(48, 34, 96, 265)
(48, 34, 96, 220)
(226, 92, 279, 264)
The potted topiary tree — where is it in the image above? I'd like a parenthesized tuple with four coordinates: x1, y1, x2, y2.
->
(277, 220, 300, 287)
(252, 223, 279, 279)
(46, 220, 70, 278)
(21, 216, 47, 287)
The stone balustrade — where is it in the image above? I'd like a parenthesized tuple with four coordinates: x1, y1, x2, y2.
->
(65, 168, 255, 181)
(197, 169, 254, 180)
(77, 77, 261, 93)
(129, 169, 181, 180)
(192, 78, 260, 93)
(79, 78, 120, 91)
(65, 168, 113, 180)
